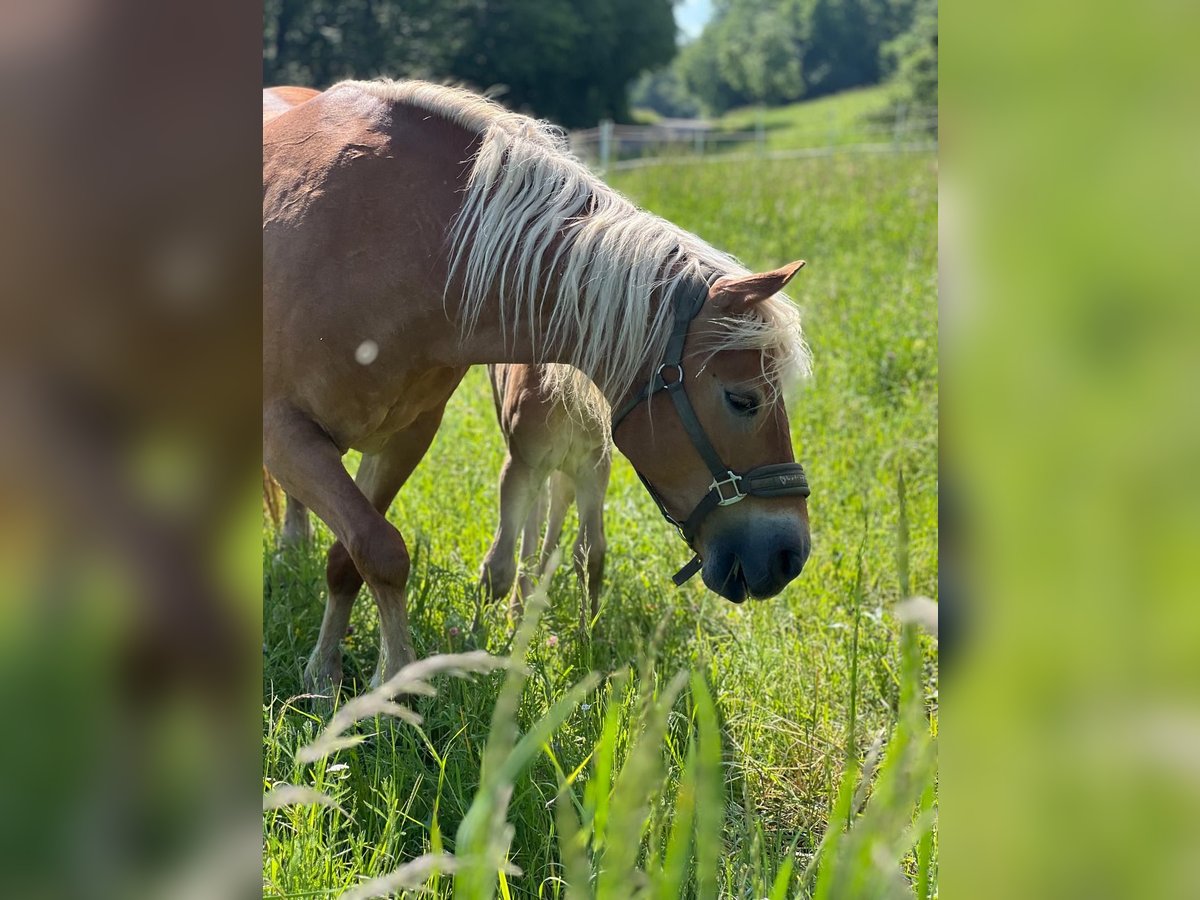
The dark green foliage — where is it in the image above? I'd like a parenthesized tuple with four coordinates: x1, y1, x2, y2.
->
(261, 0, 937, 127)
(262, 0, 465, 86)
(631, 68, 703, 120)
(676, 27, 756, 115)
(712, 2, 806, 105)
(881, 0, 937, 109)
(262, 0, 677, 127)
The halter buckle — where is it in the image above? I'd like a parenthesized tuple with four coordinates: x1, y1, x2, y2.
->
(711, 471, 746, 506)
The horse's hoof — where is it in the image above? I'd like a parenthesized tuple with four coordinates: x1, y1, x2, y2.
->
(370, 651, 416, 690)
(303, 658, 343, 699)
(478, 559, 517, 603)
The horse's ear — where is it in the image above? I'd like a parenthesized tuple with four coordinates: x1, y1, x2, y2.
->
(708, 260, 806, 313)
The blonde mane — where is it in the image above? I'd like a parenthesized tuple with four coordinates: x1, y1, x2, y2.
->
(340, 79, 811, 431)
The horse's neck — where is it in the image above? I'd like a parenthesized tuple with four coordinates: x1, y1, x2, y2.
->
(456, 276, 667, 411)
(427, 105, 687, 406)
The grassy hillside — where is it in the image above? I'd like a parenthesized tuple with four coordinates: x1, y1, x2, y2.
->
(713, 85, 905, 150)
(263, 150, 938, 897)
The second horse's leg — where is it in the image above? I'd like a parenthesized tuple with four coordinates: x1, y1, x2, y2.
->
(573, 453, 611, 624)
(480, 454, 542, 617)
(513, 480, 549, 608)
(281, 494, 312, 548)
(539, 470, 574, 578)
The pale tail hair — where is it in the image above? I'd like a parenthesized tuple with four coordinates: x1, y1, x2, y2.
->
(341, 80, 812, 431)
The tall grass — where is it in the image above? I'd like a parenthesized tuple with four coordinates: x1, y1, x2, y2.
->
(265, 504, 935, 897)
(263, 147, 937, 897)
(266, 529, 937, 900)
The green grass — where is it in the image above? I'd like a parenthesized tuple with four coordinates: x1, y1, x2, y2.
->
(263, 150, 938, 898)
(709, 86, 929, 151)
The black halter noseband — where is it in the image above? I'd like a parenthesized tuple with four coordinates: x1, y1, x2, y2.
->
(610, 279, 812, 588)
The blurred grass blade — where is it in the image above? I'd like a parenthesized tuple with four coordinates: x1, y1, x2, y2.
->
(454, 587, 547, 900)
(767, 851, 795, 900)
(596, 669, 688, 900)
(297, 651, 506, 764)
(262, 784, 345, 816)
(811, 621, 938, 898)
(554, 773, 594, 900)
(584, 670, 628, 851)
(495, 674, 601, 789)
(807, 741, 858, 899)
(455, 571, 600, 900)
(338, 853, 456, 899)
(656, 740, 697, 900)
(916, 780, 936, 898)
(690, 673, 723, 900)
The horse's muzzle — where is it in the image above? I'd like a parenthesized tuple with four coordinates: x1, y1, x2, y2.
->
(702, 522, 811, 603)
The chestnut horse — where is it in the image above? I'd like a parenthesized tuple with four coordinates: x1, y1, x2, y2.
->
(480, 363, 611, 620)
(264, 81, 813, 690)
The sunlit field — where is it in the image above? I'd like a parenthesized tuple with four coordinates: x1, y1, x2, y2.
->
(263, 145, 938, 897)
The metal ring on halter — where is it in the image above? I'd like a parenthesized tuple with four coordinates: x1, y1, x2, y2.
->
(656, 362, 683, 386)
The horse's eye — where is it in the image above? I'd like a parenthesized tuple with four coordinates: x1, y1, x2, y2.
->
(725, 390, 760, 417)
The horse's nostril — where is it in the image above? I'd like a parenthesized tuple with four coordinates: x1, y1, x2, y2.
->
(773, 547, 806, 584)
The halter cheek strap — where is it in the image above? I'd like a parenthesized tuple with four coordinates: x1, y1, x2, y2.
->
(611, 280, 812, 590)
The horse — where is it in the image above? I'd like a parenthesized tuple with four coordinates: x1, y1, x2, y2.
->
(480, 363, 611, 621)
(263, 80, 814, 691)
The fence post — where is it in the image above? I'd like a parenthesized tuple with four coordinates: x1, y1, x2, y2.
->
(599, 119, 613, 171)
(893, 103, 907, 148)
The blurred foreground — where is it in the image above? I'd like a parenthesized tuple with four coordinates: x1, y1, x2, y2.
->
(942, 0, 1200, 894)
(0, 0, 261, 896)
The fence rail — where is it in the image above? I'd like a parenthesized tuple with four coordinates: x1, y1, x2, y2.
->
(569, 105, 938, 172)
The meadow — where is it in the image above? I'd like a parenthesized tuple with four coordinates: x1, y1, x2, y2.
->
(263, 107, 938, 897)
(634, 85, 933, 153)
(709, 85, 925, 150)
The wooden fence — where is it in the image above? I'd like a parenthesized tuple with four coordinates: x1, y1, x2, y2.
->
(569, 105, 937, 172)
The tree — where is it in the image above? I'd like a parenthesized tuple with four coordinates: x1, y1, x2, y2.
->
(263, 0, 468, 87)
(262, 0, 678, 127)
(630, 68, 703, 119)
(714, 3, 805, 106)
(677, 12, 755, 114)
(678, 0, 926, 113)
(801, 0, 887, 97)
(881, 0, 937, 109)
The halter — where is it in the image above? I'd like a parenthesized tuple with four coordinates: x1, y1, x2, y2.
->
(611, 278, 812, 589)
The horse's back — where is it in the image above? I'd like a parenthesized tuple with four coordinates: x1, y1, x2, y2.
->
(263, 83, 474, 275)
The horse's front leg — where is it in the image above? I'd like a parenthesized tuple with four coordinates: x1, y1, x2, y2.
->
(267, 405, 443, 693)
(480, 453, 542, 617)
(311, 448, 418, 692)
